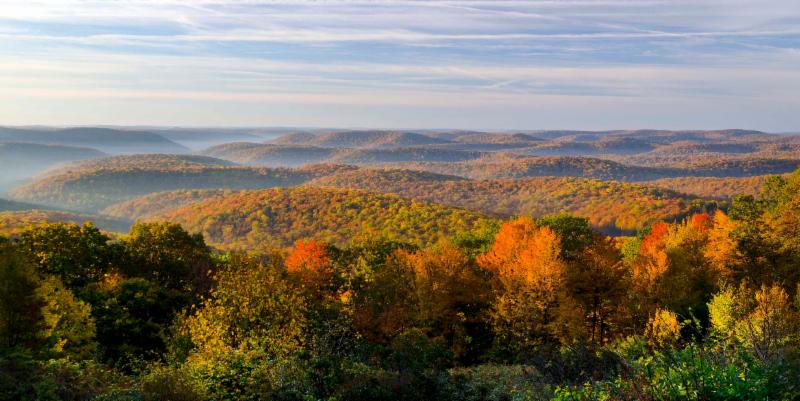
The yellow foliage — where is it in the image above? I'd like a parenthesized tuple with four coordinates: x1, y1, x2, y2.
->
(478, 218, 572, 348)
(708, 284, 800, 362)
(184, 257, 306, 362)
(704, 210, 740, 280)
(36, 276, 97, 359)
(645, 309, 681, 348)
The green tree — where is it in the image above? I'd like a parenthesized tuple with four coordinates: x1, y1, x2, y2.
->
(84, 276, 187, 363)
(16, 222, 116, 290)
(182, 256, 307, 400)
(536, 213, 594, 261)
(0, 244, 41, 350)
(122, 222, 212, 295)
(35, 276, 96, 360)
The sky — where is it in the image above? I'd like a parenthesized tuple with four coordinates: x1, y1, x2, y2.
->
(1, 0, 799, 131)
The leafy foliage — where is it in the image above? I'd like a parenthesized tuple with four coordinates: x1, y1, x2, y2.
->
(310, 169, 710, 233)
(151, 186, 496, 248)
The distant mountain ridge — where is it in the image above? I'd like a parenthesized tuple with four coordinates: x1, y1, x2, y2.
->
(0, 141, 107, 193)
(8, 155, 356, 211)
(269, 130, 451, 148)
(202, 143, 488, 166)
(0, 126, 189, 154)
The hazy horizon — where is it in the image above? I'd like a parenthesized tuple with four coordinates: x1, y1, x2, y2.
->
(2, 1, 799, 130)
(2, 124, 798, 135)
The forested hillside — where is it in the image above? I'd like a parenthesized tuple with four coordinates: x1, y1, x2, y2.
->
(388, 156, 800, 181)
(385, 156, 666, 181)
(97, 167, 701, 234)
(101, 189, 241, 221)
(50, 153, 236, 171)
(8, 155, 349, 211)
(2, 169, 800, 400)
(269, 130, 450, 148)
(0, 198, 48, 212)
(0, 210, 130, 235)
(645, 175, 779, 199)
(149, 186, 496, 248)
(309, 169, 707, 233)
(202, 143, 488, 166)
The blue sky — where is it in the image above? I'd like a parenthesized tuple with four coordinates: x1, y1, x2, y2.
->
(1, 0, 799, 131)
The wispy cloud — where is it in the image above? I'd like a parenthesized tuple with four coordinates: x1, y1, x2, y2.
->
(0, 0, 798, 129)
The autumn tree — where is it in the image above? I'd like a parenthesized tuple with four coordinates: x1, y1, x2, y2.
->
(285, 239, 334, 297)
(630, 215, 718, 326)
(704, 210, 741, 281)
(763, 171, 800, 286)
(644, 308, 682, 348)
(182, 255, 308, 399)
(536, 213, 594, 261)
(185, 255, 306, 360)
(84, 276, 188, 363)
(709, 284, 800, 363)
(478, 217, 575, 352)
(391, 242, 490, 362)
(0, 244, 96, 360)
(350, 248, 416, 344)
(727, 194, 781, 285)
(35, 276, 96, 360)
(567, 234, 630, 345)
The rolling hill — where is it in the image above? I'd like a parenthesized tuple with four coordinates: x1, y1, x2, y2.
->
(0, 197, 48, 212)
(202, 143, 337, 166)
(101, 189, 240, 221)
(201, 143, 487, 166)
(307, 168, 709, 233)
(383, 155, 800, 181)
(384, 156, 668, 181)
(453, 133, 543, 144)
(44, 153, 236, 173)
(8, 154, 351, 212)
(269, 130, 450, 148)
(0, 127, 189, 154)
(0, 210, 131, 236)
(101, 166, 705, 234)
(0, 142, 107, 193)
(147, 186, 495, 249)
(144, 128, 264, 150)
(644, 175, 778, 200)
(101, 170, 462, 221)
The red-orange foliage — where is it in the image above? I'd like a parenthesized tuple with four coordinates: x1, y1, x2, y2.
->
(478, 217, 565, 294)
(477, 216, 540, 280)
(642, 222, 669, 251)
(285, 239, 333, 294)
(478, 217, 574, 346)
(689, 213, 712, 232)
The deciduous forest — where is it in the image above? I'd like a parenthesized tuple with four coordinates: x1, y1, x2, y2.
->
(2, 168, 800, 400)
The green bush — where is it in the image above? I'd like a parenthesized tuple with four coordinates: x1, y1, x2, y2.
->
(444, 364, 552, 401)
(552, 344, 797, 401)
(138, 364, 206, 401)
